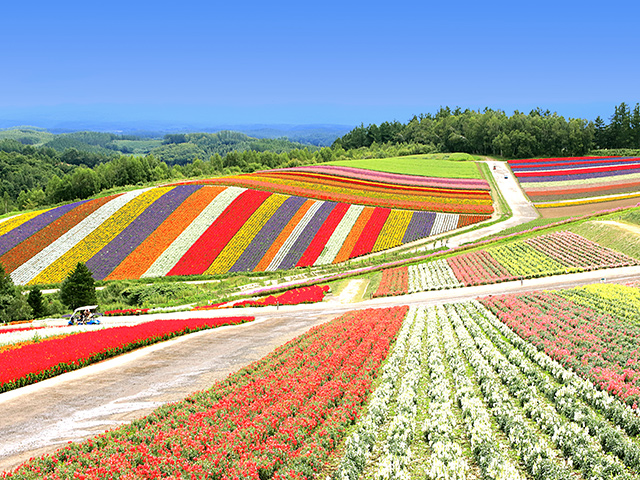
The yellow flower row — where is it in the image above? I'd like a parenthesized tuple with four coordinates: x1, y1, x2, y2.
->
(30, 188, 172, 284)
(372, 210, 412, 253)
(537, 191, 640, 208)
(205, 194, 288, 275)
(0, 209, 50, 237)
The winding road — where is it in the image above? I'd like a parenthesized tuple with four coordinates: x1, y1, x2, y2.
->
(1, 159, 637, 473)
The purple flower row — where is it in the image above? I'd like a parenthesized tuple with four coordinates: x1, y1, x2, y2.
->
(518, 167, 640, 183)
(86, 185, 202, 280)
(402, 211, 436, 244)
(511, 158, 640, 173)
(276, 201, 337, 270)
(228, 196, 307, 273)
(0, 201, 87, 257)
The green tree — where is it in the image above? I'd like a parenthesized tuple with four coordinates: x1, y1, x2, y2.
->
(60, 263, 97, 311)
(0, 263, 31, 323)
(27, 286, 47, 318)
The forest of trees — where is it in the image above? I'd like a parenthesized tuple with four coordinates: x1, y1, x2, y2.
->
(333, 103, 640, 158)
(1, 103, 639, 214)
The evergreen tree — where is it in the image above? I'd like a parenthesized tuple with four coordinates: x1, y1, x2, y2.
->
(0, 263, 31, 323)
(60, 263, 97, 311)
(27, 286, 47, 318)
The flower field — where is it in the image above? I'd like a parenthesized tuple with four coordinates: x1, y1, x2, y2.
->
(509, 156, 640, 206)
(7, 291, 640, 479)
(2, 306, 408, 479)
(0, 316, 253, 394)
(374, 230, 638, 296)
(0, 182, 491, 285)
(170, 164, 494, 215)
(192, 285, 330, 310)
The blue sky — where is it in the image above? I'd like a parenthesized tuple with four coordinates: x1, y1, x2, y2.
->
(2, 0, 639, 127)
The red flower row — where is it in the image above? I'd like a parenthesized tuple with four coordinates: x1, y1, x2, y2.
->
(0, 316, 253, 393)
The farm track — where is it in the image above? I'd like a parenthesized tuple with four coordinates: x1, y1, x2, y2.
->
(2, 159, 638, 474)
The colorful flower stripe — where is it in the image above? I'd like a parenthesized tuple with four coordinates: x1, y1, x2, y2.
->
(430, 212, 460, 236)
(508, 155, 633, 165)
(526, 180, 640, 197)
(141, 186, 242, 278)
(402, 211, 436, 244)
(10, 191, 144, 285)
(372, 266, 408, 297)
(30, 188, 171, 285)
(510, 157, 640, 171)
(349, 207, 391, 259)
(332, 206, 375, 263)
(447, 250, 512, 286)
(106, 186, 216, 281)
(177, 176, 493, 214)
(0, 316, 253, 393)
(205, 193, 288, 275)
(264, 201, 323, 271)
(0, 196, 116, 275)
(457, 214, 491, 228)
(87, 186, 201, 280)
(0, 209, 50, 238)
(169, 189, 271, 276)
(273, 201, 332, 271)
(314, 204, 364, 266)
(256, 171, 491, 198)
(372, 209, 412, 252)
(520, 171, 640, 190)
(296, 202, 349, 267)
(517, 167, 640, 183)
(274, 164, 491, 189)
(0, 201, 85, 257)
(254, 199, 314, 271)
(229, 195, 307, 273)
(537, 192, 640, 208)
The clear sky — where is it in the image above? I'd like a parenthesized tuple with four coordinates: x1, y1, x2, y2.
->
(2, 0, 639, 127)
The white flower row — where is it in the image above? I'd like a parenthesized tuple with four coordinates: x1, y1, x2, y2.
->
(447, 304, 573, 480)
(332, 307, 418, 480)
(11, 189, 150, 285)
(451, 303, 632, 480)
(142, 186, 245, 278)
(314, 204, 364, 266)
(374, 306, 426, 480)
(0, 325, 114, 348)
(468, 301, 640, 465)
(422, 306, 469, 480)
(430, 213, 459, 236)
(266, 200, 323, 271)
(408, 260, 461, 293)
(436, 305, 524, 480)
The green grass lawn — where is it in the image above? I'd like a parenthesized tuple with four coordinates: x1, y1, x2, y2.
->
(324, 154, 483, 179)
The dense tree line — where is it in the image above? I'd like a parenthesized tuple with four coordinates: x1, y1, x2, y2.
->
(333, 103, 640, 158)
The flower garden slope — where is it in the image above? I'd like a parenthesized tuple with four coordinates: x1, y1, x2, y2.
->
(2, 180, 491, 284)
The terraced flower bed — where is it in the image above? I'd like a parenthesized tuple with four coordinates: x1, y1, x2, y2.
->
(373, 230, 638, 296)
(1, 182, 490, 285)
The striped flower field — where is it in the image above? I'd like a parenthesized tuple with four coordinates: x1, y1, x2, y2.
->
(509, 156, 640, 207)
(0, 181, 491, 285)
(170, 165, 494, 215)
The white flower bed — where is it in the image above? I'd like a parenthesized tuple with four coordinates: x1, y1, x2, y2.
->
(408, 260, 461, 293)
(430, 213, 459, 236)
(333, 307, 418, 480)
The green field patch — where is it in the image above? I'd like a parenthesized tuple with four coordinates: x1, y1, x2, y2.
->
(324, 154, 484, 179)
